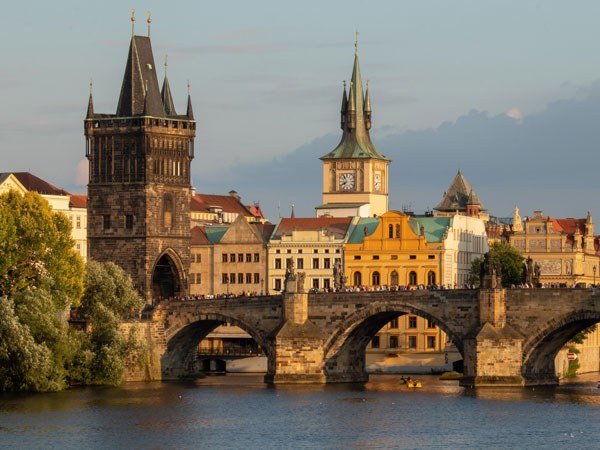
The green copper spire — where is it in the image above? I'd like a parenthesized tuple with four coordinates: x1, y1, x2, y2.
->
(321, 41, 389, 161)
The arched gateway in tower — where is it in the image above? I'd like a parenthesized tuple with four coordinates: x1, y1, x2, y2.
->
(85, 20, 196, 302)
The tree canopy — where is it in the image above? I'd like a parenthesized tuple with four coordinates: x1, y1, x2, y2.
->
(0, 191, 84, 308)
(469, 242, 524, 288)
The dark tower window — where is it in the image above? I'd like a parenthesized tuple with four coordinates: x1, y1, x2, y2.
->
(163, 194, 174, 229)
(103, 215, 111, 230)
(125, 214, 133, 230)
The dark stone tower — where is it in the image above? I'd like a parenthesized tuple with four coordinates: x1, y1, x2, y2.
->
(85, 27, 196, 302)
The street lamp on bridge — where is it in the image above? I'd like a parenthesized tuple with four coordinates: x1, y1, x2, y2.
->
(593, 265, 596, 287)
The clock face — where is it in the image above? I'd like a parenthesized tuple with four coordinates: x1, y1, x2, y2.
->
(374, 173, 382, 191)
(339, 173, 355, 190)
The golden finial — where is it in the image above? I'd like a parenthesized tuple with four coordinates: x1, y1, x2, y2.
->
(89, 79, 93, 95)
(147, 11, 151, 37)
(131, 9, 135, 35)
(165, 54, 168, 73)
(355, 30, 359, 54)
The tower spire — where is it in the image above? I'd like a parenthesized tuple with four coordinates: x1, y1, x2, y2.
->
(340, 80, 348, 129)
(364, 80, 372, 129)
(86, 80, 94, 118)
(131, 9, 135, 36)
(161, 54, 176, 116)
(186, 81, 194, 119)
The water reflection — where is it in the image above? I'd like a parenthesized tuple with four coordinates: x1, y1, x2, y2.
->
(1, 373, 600, 450)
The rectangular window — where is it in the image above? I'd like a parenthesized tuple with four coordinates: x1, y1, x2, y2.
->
(324, 249, 330, 254)
(246, 273, 252, 284)
(222, 253, 228, 263)
(286, 249, 292, 254)
(230, 253, 235, 262)
(313, 249, 319, 254)
(254, 253, 260, 262)
(298, 249, 303, 254)
(125, 214, 133, 230)
(230, 273, 236, 284)
(324, 258, 331, 269)
(335, 249, 340, 253)
(323, 278, 331, 289)
(408, 336, 417, 349)
(297, 258, 304, 269)
(354, 255, 361, 260)
(408, 316, 417, 329)
(428, 255, 435, 260)
(389, 318, 398, 329)
(275, 279, 282, 291)
(238, 253, 244, 262)
(335, 258, 341, 266)
(222, 274, 229, 284)
(238, 273, 244, 284)
(196, 273, 201, 284)
(312, 278, 319, 289)
(409, 255, 416, 260)
(389, 336, 399, 348)
(275, 258, 282, 269)
(276, 249, 281, 254)
(313, 258, 319, 269)
(195, 254, 201, 263)
(286, 258, 293, 270)
(76, 216, 81, 229)
(254, 273, 260, 284)
(427, 336, 436, 349)
(427, 319, 435, 329)
(391, 255, 398, 260)
(246, 253, 252, 262)
(371, 336, 380, 349)
(103, 215, 110, 230)
(373, 255, 379, 260)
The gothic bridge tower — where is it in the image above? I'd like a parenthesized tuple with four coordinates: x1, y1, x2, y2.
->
(316, 38, 391, 218)
(85, 14, 196, 301)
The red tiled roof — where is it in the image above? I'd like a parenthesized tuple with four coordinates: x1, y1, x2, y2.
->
(69, 195, 87, 208)
(191, 193, 253, 217)
(255, 223, 276, 241)
(273, 217, 353, 240)
(551, 218, 586, 235)
(246, 204, 265, 220)
(11, 172, 70, 196)
(191, 226, 209, 245)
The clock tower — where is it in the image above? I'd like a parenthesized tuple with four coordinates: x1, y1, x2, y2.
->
(316, 41, 391, 218)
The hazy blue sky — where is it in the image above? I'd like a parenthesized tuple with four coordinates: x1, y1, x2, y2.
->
(2, 1, 600, 222)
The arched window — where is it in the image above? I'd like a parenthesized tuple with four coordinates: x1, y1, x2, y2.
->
(427, 271, 436, 285)
(390, 270, 399, 286)
(372, 271, 380, 286)
(353, 271, 362, 286)
(409, 271, 417, 285)
(388, 224, 393, 238)
(395, 224, 400, 238)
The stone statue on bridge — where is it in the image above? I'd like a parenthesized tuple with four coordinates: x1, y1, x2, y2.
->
(522, 257, 541, 286)
(284, 259, 306, 293)
(333, 262, 347, 290)
(480, 252, 502, 289)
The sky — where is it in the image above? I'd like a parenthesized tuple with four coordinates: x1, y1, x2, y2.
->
(1, 1, 600, 222)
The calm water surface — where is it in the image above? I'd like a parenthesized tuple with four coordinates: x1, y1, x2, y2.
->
(1, 374, 600, 449)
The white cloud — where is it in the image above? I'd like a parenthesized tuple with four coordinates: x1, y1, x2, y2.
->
(506, 107, 523, 122)
(75, 159, 88, 186)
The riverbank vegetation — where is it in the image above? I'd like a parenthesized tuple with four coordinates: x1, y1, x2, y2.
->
(0, 191, 145, 392)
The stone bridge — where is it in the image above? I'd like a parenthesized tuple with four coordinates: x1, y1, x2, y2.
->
(133, 287, 600, 387)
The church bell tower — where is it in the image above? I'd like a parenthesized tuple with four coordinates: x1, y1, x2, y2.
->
(85, 12, 196, 301)
(316, 37, 391, 218)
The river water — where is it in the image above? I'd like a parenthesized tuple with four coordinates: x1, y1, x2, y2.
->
(1, 374, 600, 450)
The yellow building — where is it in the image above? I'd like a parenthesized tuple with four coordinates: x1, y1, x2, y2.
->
(316, 44, 391, 218)
(267, 217, 353, 293)
(344, 211, 442, 287)
(509, 209, 600, 286)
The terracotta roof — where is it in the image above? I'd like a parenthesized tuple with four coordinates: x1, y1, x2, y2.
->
(191, 226, 210, 245)
(9, 172, 70, 196)
(191, 193, 253, 217)
(272, 217, 353, 240)
(246, 203, 265, 220)
(551, 218, 586, 235)
(255, 223, 276, 241)
(69, 195, 87, 208)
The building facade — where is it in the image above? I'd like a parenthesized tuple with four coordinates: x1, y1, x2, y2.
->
(267, 217, 353, 292)
(316, 44, 391, 218)
(85, 28, 196, 301)
(509, 210, 600, 286)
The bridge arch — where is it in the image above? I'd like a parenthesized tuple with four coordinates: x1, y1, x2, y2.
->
(160, 311, 272, 379)
(322, 300, 465, 382)
(521, 310, 600, 384)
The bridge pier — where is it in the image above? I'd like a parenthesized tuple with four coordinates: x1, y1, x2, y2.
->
(264, 285, 327, 384)
(460, 288, 525, 387)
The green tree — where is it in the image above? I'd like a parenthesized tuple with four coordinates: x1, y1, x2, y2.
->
(468, 242, 524, 288)
(79, 261, 145, 386)
(0, 191, 84, 308)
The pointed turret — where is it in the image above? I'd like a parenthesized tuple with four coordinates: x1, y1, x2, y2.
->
(116, 35, 165, 117)
(161, 57, 176, 116)
(364, 81, 372, 130)
(435, 170, 487, 213)
(186, 90, 194, 120)
(86, 84, 94, 118)
(340, 82, 348, 129)
(320, 42, 389, 161)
